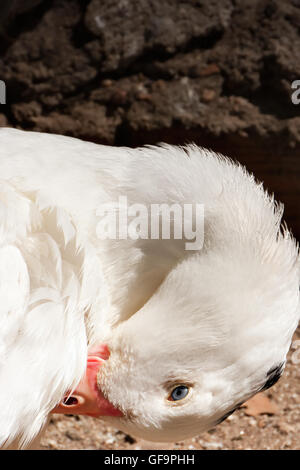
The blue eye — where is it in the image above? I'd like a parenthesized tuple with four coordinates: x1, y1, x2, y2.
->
(169, 385, 189, 401)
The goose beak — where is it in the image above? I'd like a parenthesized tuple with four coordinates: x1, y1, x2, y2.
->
(51, 346, 123, 418)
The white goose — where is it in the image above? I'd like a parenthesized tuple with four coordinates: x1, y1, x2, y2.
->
(0, 128, 299, 449)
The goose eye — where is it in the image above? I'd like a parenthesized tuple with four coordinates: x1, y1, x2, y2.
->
(169, 385, 189, 401)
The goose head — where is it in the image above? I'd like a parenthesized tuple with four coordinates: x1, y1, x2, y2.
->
(54, 239, 299, 442)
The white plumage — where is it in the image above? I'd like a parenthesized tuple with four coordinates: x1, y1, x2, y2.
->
(0, 128, 299, 448)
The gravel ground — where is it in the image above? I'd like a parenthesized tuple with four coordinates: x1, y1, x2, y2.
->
(41, 326, 300, 450)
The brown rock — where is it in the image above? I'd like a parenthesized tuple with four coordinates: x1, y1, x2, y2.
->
(242, 393, 279, 417)
(199, 64, 220, 77)
(202, 89, 216, 102)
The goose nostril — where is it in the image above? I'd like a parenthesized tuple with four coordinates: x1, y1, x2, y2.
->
(63, 396, 78, 406)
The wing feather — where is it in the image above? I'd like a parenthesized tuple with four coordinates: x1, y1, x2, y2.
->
(0, 183, 87, 448)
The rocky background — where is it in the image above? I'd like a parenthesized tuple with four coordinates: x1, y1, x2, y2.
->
(0, 0, 299, 450)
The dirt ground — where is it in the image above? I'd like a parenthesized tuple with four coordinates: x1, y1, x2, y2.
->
(41, 325, 300, 450)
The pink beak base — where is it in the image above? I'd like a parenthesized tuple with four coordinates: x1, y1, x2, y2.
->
(51, 347, 123, 418)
